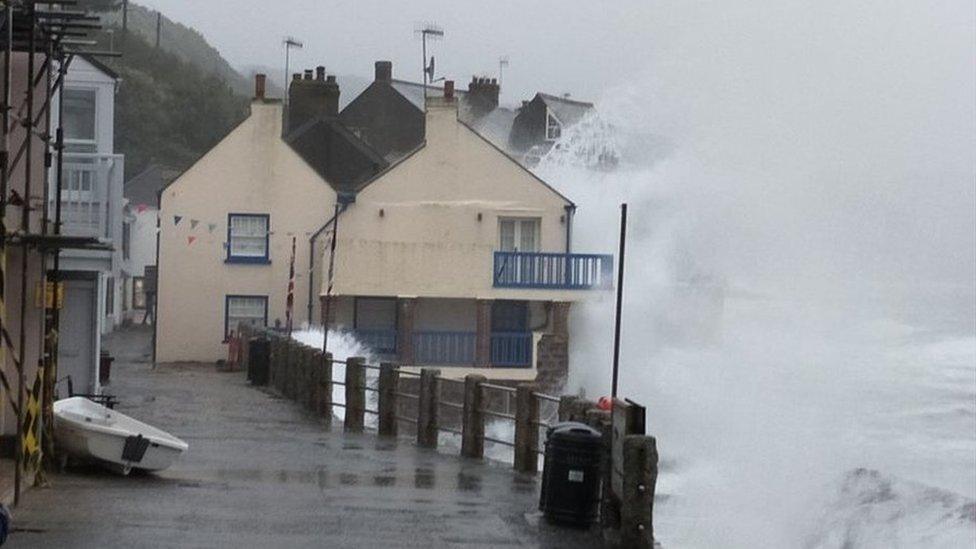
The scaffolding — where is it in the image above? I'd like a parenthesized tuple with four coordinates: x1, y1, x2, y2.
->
(0, 0, 109, 505)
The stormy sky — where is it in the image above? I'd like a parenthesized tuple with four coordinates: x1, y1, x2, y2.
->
(138, 0, 975, 286)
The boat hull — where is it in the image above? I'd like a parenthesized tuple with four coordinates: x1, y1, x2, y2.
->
(54, 397, 188, 474)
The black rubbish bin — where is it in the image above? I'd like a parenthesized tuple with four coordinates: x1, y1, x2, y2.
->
(248, 338, 271, 386)
(540, 421, 603, 527)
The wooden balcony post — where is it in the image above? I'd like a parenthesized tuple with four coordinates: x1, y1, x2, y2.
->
(344, 356, 366, 432)
(377, 362, 399, 437)
(621, 435, 658, 549)
(514, 383, 540, 473)
(461, 374, 486, 459)
(475, 299, 492, 367)
(417, 368, 440, 448)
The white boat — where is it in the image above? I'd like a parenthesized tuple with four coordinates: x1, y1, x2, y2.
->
(54, 397, 188, 475)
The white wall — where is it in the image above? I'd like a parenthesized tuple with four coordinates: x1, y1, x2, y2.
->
(156, 101, 337, 362)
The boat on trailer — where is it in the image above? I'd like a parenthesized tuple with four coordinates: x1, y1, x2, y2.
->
(54, 397, 188, 475)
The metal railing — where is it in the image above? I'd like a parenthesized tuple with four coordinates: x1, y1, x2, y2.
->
(412, 331, 476, 365)
(351, 328, 397, 355)
(49, 152, 124, 240)
(493, 251, 614, 290)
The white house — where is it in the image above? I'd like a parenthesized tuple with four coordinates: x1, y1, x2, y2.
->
(50, 55, 126, 395)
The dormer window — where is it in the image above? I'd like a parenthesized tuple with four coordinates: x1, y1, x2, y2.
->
(545, 110, 562, 141)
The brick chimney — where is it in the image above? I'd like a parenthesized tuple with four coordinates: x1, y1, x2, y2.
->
(466, 75, 499, 118)
(375, 60, 392, 83)
(287, 65, 341, 132)
(444, 80, 455, 101)
(254, 73, 266, 100)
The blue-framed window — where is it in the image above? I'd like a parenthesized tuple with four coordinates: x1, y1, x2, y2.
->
(226, 213, 270, 264)
(224, 295, 268, 339)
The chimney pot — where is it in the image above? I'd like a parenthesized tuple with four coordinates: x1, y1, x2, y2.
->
(254, 73, 266, 100)
(304, 69, 313, 80)
(490, 78, 497, 85)
(316, 66, 326, 81)
(326, 75, 336, 83)
(375, 60, 393, 82)
(293, 73, 302, 81)
(444, 80, 455, 100)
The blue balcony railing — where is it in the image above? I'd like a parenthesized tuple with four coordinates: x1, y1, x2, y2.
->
(351, 328, 397, 355)
(493, 251, 614, 290)
(413, 331, 476, 365)
(490, 332, 533, 367)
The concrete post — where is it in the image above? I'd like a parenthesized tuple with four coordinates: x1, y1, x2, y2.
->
(417, 368, 440, 448)
(318, 352, 333, 428)
(302, 347, 315, 410)
(586, 408, 618, 529)
(377, 362, 398, 437)
(514, 383, 540, 473)
(474, 299, 492, 367)
(461, 374, 486, 459)
(621, 435, 658, 549)
(344, 356, 366, 432)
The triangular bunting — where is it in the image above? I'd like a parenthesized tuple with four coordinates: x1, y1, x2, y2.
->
(136, 204, 149, 213)
(190, 219, 199, 229)
(174, 215, 183, 226)
(187, 236, 197, 245)
(207, 223, 217, 234)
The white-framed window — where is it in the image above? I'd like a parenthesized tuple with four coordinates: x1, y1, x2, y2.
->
(545, 109, 562, 141)
(227, 213, 270, 262)
(63, 87, 97, 153)
(225, 295, 268, 338)
(499, 218, 540, 252)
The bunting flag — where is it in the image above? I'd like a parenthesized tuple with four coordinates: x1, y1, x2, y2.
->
(187, 236, 197, 245)
(173, 215, 183, 226)
(208, 223, 217, 234)
(285, 236, 297, 335)
(190, 219, 199, 229)
(136, 204, 149, 213)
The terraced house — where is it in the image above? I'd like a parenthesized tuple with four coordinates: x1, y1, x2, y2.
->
(156, 64, 613, 383)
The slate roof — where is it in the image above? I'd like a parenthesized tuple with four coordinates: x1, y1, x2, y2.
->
(125, 164, 181, 207)
(285, 116, 388, 193)
(390, 79, 467, 111)
(536, 93, 594, 126)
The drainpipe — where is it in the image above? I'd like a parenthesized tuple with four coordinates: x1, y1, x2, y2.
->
(564, 204, 575, 253)
(307, 193, 355, 326)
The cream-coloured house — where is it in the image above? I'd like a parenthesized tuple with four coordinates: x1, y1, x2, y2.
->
(156, 72, 612, 385)
(155, 76, 337, 362)
(324, 86, 613, 381)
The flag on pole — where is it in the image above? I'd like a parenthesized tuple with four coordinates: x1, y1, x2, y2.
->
(285, 236, 297, 335)
(174, 215, 183, 226)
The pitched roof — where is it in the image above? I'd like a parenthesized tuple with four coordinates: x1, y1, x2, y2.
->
(285, 116, 388, 193)
(125, 164, 181, 207)
(78, 53, 119, 80)
(389, 79, 467, 111)
(536, 93, 594, 126)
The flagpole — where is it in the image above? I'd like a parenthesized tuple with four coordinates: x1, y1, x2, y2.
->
(321, 203, 340, 353)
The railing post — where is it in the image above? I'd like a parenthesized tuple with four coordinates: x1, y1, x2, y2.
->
(286, 340, 298, 399)
(461, 374, 486, 459)
(344, 356, 366, 432)
(377, 362, 398, 437)
(417, 368, 440, 448)
(302, 347, 315, 410)
(318, 351, 333, 428)
(514, 384, 539, 473)
(268, 334, 279, 389)
(621, 435, 658, 549)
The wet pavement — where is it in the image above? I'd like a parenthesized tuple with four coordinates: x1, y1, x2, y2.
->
(7, 327, 601, 548)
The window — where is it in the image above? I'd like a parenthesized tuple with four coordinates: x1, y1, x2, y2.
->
(225, 295, 268, 338)
(133, 277, 146, 309)
(499, 218, 540, 252)
(227, 213, 270, 263)
(105, 276, 114, 315)
(63, 88, 96, 144)
(122, 222, 131, 260)
(545, 110, 561, 141)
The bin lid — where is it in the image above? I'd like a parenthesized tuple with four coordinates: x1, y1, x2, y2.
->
(548, 421, 601, 441)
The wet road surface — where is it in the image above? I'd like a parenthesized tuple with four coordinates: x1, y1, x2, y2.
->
(7, 328, 600, 548)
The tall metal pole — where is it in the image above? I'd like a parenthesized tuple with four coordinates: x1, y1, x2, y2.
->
(0, 2, 12, 503)
(421, 34, 427, 109)
(321, 203, 339, 354)
(611, 203, 627, 398)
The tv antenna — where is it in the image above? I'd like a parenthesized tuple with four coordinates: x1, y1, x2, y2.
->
(498, 55, 509, 88)
(415, 22, 444, 109)
(283, 36, 304, 104)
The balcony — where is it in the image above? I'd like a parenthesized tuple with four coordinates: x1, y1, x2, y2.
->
(492, 251, 614, 290)
(352, 329, 533, 368)
(49, 153, 124, 241)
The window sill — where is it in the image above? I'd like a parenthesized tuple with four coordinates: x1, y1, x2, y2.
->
(225, 257, 272, 265)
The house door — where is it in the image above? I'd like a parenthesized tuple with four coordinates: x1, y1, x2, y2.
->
(59, 275, 99, 396)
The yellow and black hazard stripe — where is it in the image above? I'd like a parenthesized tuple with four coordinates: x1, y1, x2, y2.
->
(21, 369, 41, 473)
